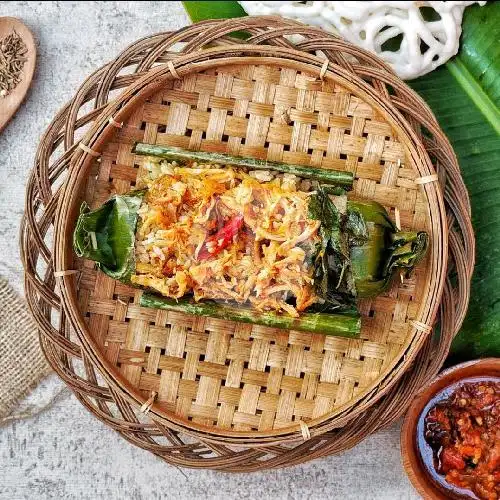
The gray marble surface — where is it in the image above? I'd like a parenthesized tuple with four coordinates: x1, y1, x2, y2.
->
(0, 2, 419, 499)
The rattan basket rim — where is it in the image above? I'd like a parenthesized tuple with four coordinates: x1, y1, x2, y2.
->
(53, 48, 448, 444)
(21, 16, 473, 469)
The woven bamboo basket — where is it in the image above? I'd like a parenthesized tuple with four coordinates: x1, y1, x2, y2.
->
(22, 17, 474, 469)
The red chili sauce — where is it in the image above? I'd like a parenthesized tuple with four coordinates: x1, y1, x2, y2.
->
(422, 379, 500, 499)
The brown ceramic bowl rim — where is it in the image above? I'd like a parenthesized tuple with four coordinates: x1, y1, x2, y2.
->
(400, 358, 500, 500)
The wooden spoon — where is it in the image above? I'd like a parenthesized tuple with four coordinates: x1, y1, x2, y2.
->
(0, 17, 36, 133)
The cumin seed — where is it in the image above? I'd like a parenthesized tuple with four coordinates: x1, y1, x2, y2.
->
(0, 30, 28, 97)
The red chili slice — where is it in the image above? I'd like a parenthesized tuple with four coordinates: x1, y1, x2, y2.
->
(441, 447, 466, 473)
(198, 214, 244, 260)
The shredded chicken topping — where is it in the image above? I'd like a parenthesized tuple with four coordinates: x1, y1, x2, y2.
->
(131, 161, 321, 316)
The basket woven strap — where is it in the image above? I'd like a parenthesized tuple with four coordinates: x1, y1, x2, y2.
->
(78, 143, 101, 157)
(299, 420, 311, 441)
(54, 270, 82, 289)
(410, 320, 433, 335)
(415, 174, 438, 185)
(319, 59, 329, 80)
(53, 270, 79, 278)
(140, 391, 157, 414)
(108, 116, 123, 128)
(167, 60, 181, 80)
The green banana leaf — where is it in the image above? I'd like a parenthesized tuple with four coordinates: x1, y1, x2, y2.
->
(182, 1, 500, 360)
(347, 201, 428, 298)
(182, 1, 248, 39)
(183, 0, 246, 21)
(73, 192, 145, 282)
(410, 3, 500, 361)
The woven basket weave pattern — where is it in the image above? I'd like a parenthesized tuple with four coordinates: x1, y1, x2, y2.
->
(80, 63, 431, 434)
(22, 18, 473, 470)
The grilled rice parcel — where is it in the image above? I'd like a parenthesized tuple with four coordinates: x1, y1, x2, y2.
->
(74, 144, 428, 337)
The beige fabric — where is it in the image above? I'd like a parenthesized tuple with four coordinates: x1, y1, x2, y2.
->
(0, 276, 50, 419)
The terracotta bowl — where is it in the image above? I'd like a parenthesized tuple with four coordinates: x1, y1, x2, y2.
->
(401, 358, 500, 499)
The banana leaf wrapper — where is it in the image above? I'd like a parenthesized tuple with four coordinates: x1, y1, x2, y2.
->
(73, 191, 361, 337)
(73, 151, 428, 338)
(73, 192, 145, 282)
(347, 200, 429, 297)
(305, 188, 428, 314)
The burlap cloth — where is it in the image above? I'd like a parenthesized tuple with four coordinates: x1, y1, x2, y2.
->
(0, 276, 51, 420)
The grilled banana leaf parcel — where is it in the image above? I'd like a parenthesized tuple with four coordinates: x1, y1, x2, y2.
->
(74, 146, 428, 337)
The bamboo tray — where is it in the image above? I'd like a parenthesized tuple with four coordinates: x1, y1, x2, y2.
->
(22, 17, 473, 469)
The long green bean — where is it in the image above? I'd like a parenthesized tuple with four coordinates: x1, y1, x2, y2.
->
(140, 293, 361, 337)
(132, 143, 354, 189)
